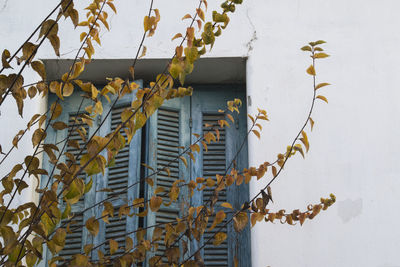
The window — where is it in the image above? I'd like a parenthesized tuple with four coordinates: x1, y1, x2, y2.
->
(41, 82, 251, 266)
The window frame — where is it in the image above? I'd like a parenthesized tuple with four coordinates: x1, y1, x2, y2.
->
(40, 82, 251, 267)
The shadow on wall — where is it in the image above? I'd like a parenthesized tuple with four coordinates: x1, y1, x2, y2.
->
(337, 198, 363, 223)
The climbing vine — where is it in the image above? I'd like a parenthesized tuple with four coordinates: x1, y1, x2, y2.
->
(0, 0, 334, 266)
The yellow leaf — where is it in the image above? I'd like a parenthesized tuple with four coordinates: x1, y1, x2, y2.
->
(149, 196, 162, 212)
(252, 130, 260, 139)
(293, 144, 305, 158)
(63, 82, 74, 97)
(31, 61, 46, 80)
(227, 114, 234, 123)
(134, 112, 146, 131)
(300, 130, 309, 152)
(143, 16, 151, 32)
(109, 239, 118, 255)
(196, 8, 205, 21)
(299, 213, 307, 226)
(52, 121, 67, 130)
(91, 84, 98, 99)
(48, 35, 60, 57)
(129, 66, 135, 80)
(139, 46, 147, 59)
(272, 166, 277, 177)
(247, 114, 255, 124)
(301, 45, 312, 51)
(314, 40, 326, 45)
(233, 212, 248, 233)
(220, 202, 232, 210)
(32, 128, 46, 148)
(195, 140, 206, 153)
(316, 95, 328, 103)
(171, 33, 183, 41)
(179, 156, 188, 168)
(78, 21, 89, 27)
(94, 100, 103, 115)
(315, 83, 330, 90)
(309, 117, 315, 131)
(85, 216, 99, 236)
(2, 49, 12, 69)
(28, 86, 37, 99)
(21, 42, 37, 62)
(107, 2, 117, 13)
(306, 65, 316, 76)
(182, 14, 192, 20)
(69, 9, 79, 28)
(50, 102, 62, 120)
(80, 32, 87, 42)
(213, 232, 227, 246)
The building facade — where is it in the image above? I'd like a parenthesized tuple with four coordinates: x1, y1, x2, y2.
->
(0, 0, 399, 266)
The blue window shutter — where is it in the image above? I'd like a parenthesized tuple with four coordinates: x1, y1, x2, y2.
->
(41, 80, 143, 265)
(146, 96, 191, 264)
(41, 92, 99, 265)
(145, 85, 250, 266)
(191, 85, 251, 267)
(93, 80, 143, 261)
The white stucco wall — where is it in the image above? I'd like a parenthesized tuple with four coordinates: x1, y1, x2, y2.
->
(1, 0, 399, 266)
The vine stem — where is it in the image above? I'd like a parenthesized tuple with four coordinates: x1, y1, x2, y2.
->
(8, 1, 111, 264)
(0, 0, 74, 106)
(180, 49, 319, 265)
(0, 1, 65, 74)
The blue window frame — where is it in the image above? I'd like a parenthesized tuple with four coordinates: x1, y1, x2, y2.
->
(41, 82, 250, 267)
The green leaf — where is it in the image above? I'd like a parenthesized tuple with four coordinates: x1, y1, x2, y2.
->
(64, 178, 84, 204)
(84, 177, 93, 193)
(52, 228, 66, 247)
(314, 53, 329, 58)
(134, 112, 146, 131)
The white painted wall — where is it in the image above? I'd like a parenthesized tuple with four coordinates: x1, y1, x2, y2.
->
(1, 0, 399, 266)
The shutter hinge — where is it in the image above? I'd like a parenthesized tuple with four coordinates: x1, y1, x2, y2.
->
(189, 118, 192, 128)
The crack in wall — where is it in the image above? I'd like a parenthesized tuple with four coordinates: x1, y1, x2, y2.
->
(246, 9, 257, 56)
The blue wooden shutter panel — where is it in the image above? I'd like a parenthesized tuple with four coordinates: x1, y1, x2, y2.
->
(191, 85, 251, 267)
(146, 98, 191, 264)
(146, 85, 250, 267)
(94, 80, 143, 261)
(58, 114, 89, 261)
(202, 113, 229, 267)
(40, 93, 98, 266)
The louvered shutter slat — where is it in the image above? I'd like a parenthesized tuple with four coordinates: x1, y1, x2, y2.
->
(104, 105, 131, 261)
(105, 212, 127, 260)
(152, 108, 182, 263)
(59, 214, 84, 260)
(59, 115, 89, 262)
(202, 113, 229, 267)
